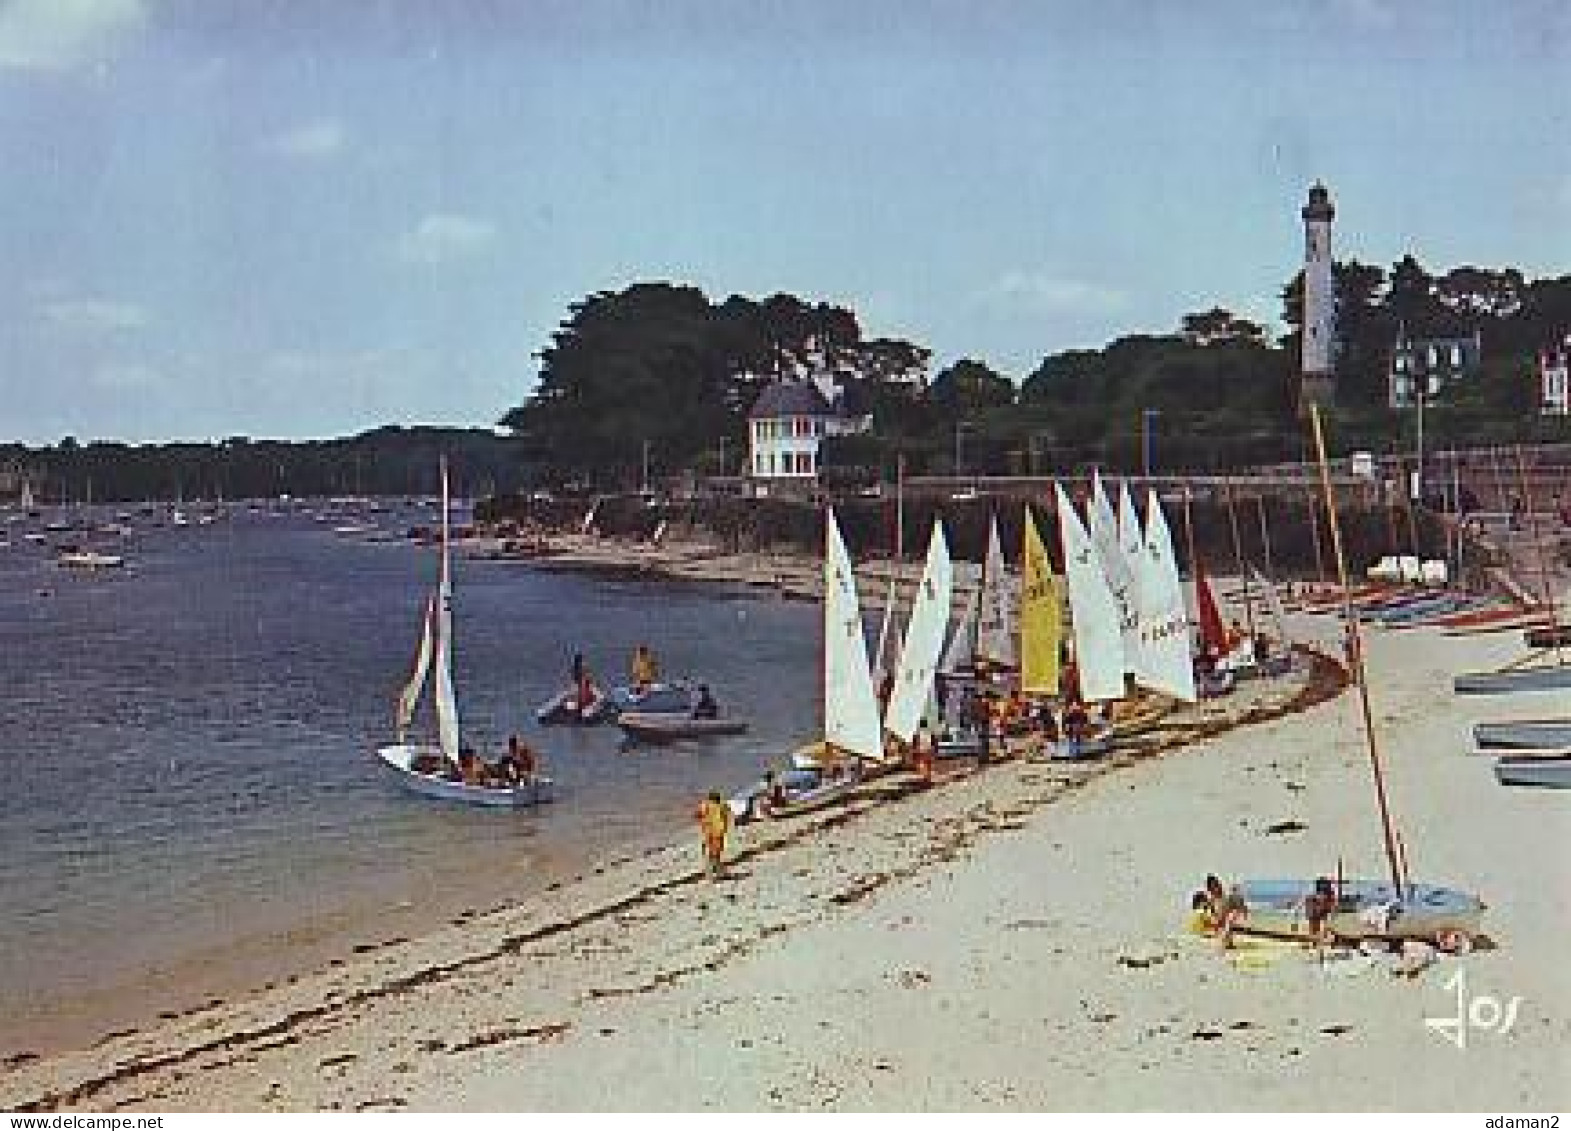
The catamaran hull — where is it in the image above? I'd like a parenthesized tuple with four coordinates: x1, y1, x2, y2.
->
(1453, 667, 1571, 695)
(617, 713, 748, 741)
(376, 745, 554, 807)
(1493, 755, 1571, 789)
(1236, 879, 1485, 942)
(1474, 720, 1571, 749)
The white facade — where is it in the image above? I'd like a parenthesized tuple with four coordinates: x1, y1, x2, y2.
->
(1300, 182, 1336, 404)
(1542, 337, 1571, 417)
(750, 414, 831, 479)
(746, 376, 871, 487)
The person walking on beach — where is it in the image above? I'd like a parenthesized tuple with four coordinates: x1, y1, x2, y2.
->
(695, 790, 732, 877)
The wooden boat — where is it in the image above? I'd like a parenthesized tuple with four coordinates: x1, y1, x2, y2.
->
(377, 460, 554, 808)
(1493, 754, 1571, 789)
(616, 711, 748, 741)
(1474, 719, 1571, 750)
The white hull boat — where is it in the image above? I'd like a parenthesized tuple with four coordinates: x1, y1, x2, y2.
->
(1454, 666, 1571, 696)
(1473, 719, 1571, 749)
(377, 743, 554, 807)
(1493, 754, 1571, 789)
(1237, 878, 1486, 943)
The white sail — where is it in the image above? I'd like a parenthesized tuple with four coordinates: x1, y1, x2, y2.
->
(433, 461, 460, 762)
(1135, 490, 1198, 702)
(976, 515, 1017, 667)
(942, 583, 980, 674)
(1056, 482, 1126, 702)
(396, 595, 437, 739)
(1119, 481, 1159, 688)
(885, 521, 954, 743)
(20, 479, 34, 509)
(872, 574, 901, 683)
(823, 509, 885, 762)
(1090, 473, 1141, 675)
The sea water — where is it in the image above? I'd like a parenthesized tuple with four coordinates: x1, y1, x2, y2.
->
(0, 507, 818, 1056)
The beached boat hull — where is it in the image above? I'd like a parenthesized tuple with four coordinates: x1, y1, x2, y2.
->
(616, 712, 748, 741)
(1453, 666, 1571, 696)
(376, 744, 555, 807)
(1524, 626, 1571, 650)
(1493, 754, 1571, 788)
(728, 766, 861, 821)
(1237, 878, 1485, 942)
(1473, 720, 1571, 749)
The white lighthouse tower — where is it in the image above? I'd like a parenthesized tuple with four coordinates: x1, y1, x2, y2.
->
(1300, 181, 1337, 409)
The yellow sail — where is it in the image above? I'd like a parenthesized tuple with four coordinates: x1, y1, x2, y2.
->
(1020, 507, 1063, 696)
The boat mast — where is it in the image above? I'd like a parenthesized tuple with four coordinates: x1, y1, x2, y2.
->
(1515, 446, 1564, 665)
(1309, 406, 1406, 897)
(1222, 481, 1257, 638)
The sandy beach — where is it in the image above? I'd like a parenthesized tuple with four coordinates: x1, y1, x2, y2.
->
(2, 588, 1566, 1112)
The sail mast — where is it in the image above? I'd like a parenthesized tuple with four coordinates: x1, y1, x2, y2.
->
(433, 457, 460, 763)
(1223, 481, 1256, 639)
(1309, 406, 1405, 896)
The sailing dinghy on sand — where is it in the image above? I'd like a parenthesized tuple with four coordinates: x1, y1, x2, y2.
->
(1053, 481, 1124, 758)
(1233, 407, 1483, 945)
(735, 508, 889, 819)
(377, 461, 554, 808)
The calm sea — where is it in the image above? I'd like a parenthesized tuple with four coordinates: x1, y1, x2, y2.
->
(0, 506, 819, 1056)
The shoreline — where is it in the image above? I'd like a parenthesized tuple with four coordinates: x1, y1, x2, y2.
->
(1, 641, 1337, 1111)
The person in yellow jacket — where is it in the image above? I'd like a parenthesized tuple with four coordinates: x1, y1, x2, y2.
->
(631, 644, 660, 689)
(695, 790, 732, 877)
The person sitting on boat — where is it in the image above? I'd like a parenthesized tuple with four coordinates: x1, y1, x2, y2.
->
(1304, 876, 1338, 945)
(458, 745, 484, 786)
(630, 644, 660, 690)
(501, 734, 539, 783)
(692, 684, 719, 720)
(1224, 619, 1246, 655)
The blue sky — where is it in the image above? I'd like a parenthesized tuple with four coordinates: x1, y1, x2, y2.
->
(1, 0, 1566, 443)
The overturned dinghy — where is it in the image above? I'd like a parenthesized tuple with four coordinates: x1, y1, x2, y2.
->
(1237, 878, 1486, 944)
(1474, 718, 1571, 750)
(1453, 665, 1571, 696)
(1494, 754, 1571, 789)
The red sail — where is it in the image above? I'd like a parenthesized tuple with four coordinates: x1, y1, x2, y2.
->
(1195, 558, 1227, 657)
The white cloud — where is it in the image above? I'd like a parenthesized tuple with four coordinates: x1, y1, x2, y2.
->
(268, 118, 347, 160)
(0, 0, 146, 72)
(976, 270, 1128, 318)
(41, 297, 149, 332)
(396, 213, 499, 266)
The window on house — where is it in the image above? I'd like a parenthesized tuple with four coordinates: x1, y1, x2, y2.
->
(1451, 345, 1463, 367)
(1427, 345, 1438, 367)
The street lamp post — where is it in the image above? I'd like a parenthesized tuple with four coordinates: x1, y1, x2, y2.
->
(1141, 409, 1161, 479)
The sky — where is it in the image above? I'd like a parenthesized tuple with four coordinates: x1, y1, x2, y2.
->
(1, 0, 1567, 444)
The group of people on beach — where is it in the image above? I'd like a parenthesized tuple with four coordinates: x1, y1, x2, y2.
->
(1188, 874, 1341, 949)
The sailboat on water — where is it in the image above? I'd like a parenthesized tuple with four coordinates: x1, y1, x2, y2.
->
(737, 508, 890, 818)
(1235, 408, 1483, 943)
(377, 460, 554, 808)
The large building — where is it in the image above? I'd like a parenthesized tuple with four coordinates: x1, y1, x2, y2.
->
(1299, 182, 1338, 410)
(1389, 327, 1483, 408)
(1542, 335, 1571, 417)
(746, 373, 870, 493)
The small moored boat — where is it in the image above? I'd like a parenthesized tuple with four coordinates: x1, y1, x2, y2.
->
(616, 712, 749, 742)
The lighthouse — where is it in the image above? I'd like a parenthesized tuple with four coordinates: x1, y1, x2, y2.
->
(1300, 182, 1336, 410)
